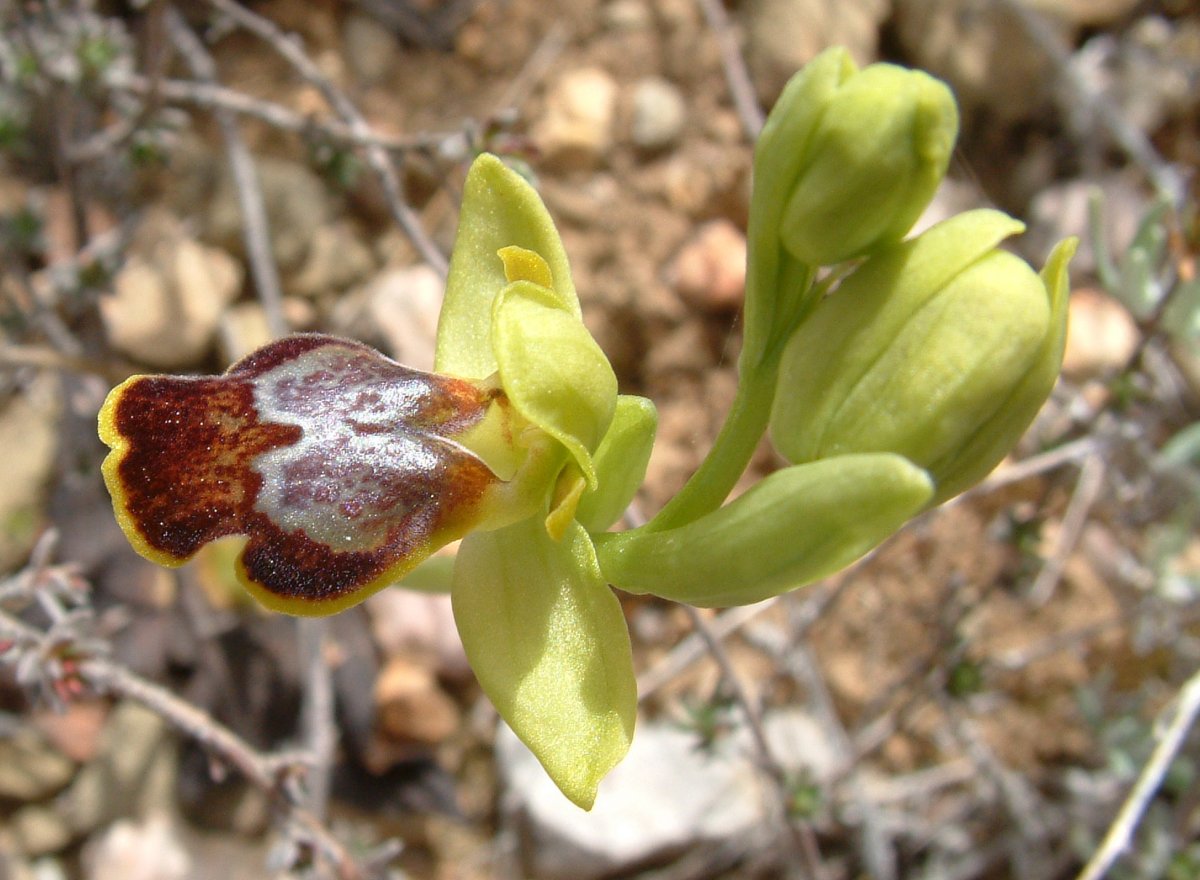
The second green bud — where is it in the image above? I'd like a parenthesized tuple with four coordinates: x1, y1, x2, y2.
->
(769, 210, 1074, 504)
(759, 47, 959, 268)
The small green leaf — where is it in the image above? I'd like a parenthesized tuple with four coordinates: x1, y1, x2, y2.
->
(594, 454, 933, 606)
(453, 518, 636, 809)
(492, 281, 617, 487)
(575, 395, 657, 532)
(437, 154, 579, 380)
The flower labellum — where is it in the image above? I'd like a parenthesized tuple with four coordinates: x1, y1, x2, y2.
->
(99, 334, 527, 615)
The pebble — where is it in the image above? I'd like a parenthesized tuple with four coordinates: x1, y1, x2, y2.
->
(666, 219, 747, 312)
(204, 154, 333, 273)
(894, 0, 1057, 123)
(630, 77, 687, 151)
(497, 710, 837, 879)
(0, 726, 76, 802)
(342, 11, 399, 86)
(1062, 288, 1139, 379)
(532, 67, 619, 168)
(373, 655, 462, 746)
(365, 588, 470, 680)
(744, 0, 889, 99)
(284, 221, 376, 299)
(330, 265, 446, 371)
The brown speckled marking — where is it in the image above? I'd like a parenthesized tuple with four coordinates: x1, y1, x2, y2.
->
(106, 334, 502, 606)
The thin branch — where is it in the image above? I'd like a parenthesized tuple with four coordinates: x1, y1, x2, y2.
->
(201, 0, 448, 275)
(682, 603, 828, 880)
(297, 615, 336, 820)
(636, 599, 777, 701)
(0, 343, 134, 383)
(1028, 453, 1106, 605)
(1076, 666, 1200, 880)
(995, 0, 1184, 205)
(694, 0, 764, 139)
(971, 435, 1108, 496)
(166, 9, 288, 339)
(0, 603, 363, 879)
(102, 70, 468, 155)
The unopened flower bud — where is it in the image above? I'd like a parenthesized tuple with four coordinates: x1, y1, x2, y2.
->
(756, 47, 959, 268)
(769, 210, 1074, 503)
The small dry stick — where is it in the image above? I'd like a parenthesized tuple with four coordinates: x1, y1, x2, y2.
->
(1075, 666, 1200, 880)
(202, 0, 448, 275)
(1028, 452, 1106, 605)
(694, 0, 764, 139)
(105, 71, 463, 154)
(996, 0, 1183, 204)
(167, 9, 288, 339)
(0, 604, 363, 879)
(682, 603, 828, 880)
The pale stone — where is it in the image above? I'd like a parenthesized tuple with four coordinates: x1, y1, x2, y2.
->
(102, 212, 242, 368)
(630, 77, 687, 150)
(532, 67, 619, 168)
(666, 219, 747, 311)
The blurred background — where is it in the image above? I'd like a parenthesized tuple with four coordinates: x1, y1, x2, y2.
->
(0, 1, 1198, 878)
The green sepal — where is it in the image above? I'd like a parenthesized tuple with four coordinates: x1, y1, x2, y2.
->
(575, 395, 657, 533)
(742, 47, 853, 369)
(452, 518, 636, 810)
(770, 209, 1028, 466)
(492, 281, 617, 488)
(593, 454, 933, 607)
(437, 153, 580, 380)
(928, 236, 1077, 501)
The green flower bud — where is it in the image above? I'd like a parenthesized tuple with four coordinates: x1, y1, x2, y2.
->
(757, 47, 959, 269)
(769, 209, 1075, 504)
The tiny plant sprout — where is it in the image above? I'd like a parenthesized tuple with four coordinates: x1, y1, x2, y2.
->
(99, 49, 1073, 809)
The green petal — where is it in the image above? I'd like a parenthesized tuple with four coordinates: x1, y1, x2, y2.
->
(452, 519, 636, 809)
(594, 454, 933, 607)
(574, 395, 658, 533)
(437, 154, 579, 380)
(492, 281, 617, 487)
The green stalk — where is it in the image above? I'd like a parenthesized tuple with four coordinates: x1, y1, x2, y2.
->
(642, 357, 781, 532)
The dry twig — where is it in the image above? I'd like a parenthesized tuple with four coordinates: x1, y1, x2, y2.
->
(1075, 666, 1200, 880)
(166, 8, 288, 339)
(201, 0, 448, 275)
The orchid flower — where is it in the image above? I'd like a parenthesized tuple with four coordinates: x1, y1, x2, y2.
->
(100, 155, 655, 808)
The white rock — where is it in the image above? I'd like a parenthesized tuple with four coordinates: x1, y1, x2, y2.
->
(363, 265, 445, 371)
(84, 815, 190, 880)
(630, 77, 687, 151)
(342, 12, 399, 86)
(532, 67, 619, 168)
(102, 212, 242, 368)
(497, 710, 836, 879)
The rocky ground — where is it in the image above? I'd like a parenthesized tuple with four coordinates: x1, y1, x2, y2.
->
(0, 1, 1199, 878)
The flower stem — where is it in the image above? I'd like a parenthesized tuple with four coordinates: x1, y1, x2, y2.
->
(643, 357, 780, 532)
